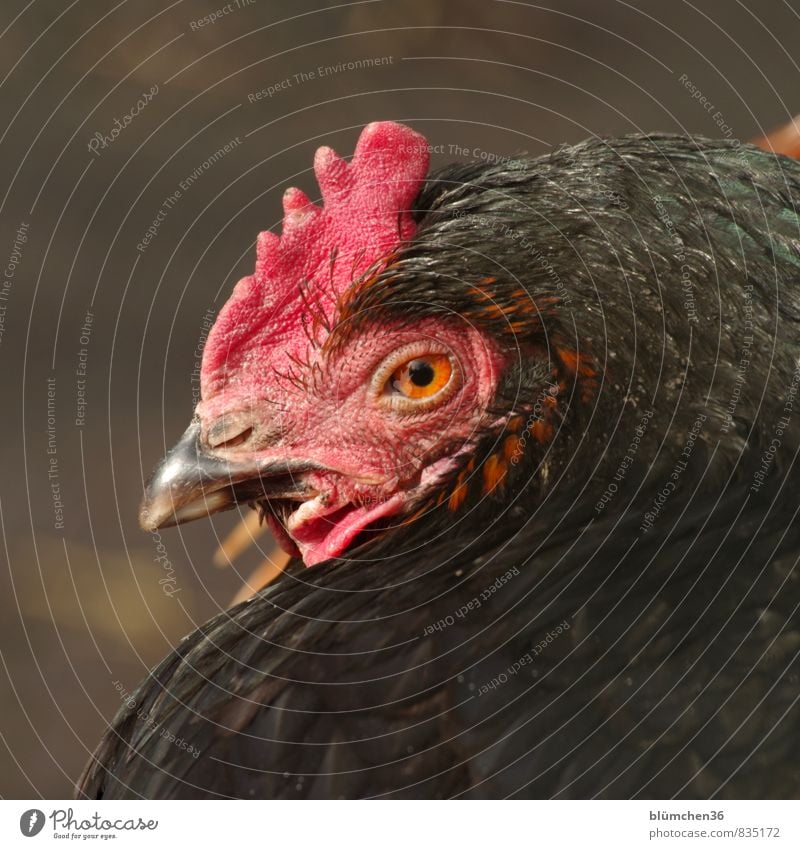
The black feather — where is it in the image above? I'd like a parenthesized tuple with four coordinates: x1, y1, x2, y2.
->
(79, 134, 800, 799)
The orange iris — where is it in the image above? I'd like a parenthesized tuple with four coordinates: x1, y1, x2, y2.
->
(390, 354, 453, 399)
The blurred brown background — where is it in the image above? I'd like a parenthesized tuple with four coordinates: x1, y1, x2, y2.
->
(1, 0, 799, 798)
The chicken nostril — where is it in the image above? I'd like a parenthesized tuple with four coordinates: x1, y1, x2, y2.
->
(205, 418, 254, 450)
(213, 427, 253, 450)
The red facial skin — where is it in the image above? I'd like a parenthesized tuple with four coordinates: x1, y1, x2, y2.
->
(193, 122, 504, 566)
(195, 318, 504, 565)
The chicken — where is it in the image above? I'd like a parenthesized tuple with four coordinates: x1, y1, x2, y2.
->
(79, 121, 800, 799)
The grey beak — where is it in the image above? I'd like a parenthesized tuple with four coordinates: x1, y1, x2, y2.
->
(139, 421, 319, 531)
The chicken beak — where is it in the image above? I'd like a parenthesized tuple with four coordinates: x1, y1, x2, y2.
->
(139, 421, 320, 531)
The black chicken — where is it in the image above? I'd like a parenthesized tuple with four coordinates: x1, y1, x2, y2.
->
(80, 122, 800, 799)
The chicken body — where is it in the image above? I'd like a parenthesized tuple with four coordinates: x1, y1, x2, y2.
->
(81, 133, 800, 798)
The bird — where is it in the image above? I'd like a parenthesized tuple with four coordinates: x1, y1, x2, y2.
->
(79, 120, 800, 799)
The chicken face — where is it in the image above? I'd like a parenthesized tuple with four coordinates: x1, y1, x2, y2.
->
(139, 122, 509, 565)
(199, 318, 503, 565)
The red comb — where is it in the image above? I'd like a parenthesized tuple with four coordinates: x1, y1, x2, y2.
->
(201, 121, 430, 399)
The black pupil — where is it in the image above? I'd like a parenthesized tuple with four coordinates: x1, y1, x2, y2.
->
(408, 359, 435, 387)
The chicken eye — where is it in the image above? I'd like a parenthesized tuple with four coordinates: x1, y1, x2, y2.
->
(371, 344, 460, 412)
(390, 355, 453, 399)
